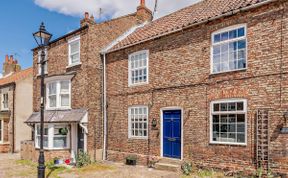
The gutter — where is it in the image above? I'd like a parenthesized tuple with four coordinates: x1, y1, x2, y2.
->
(31, 25, 89, 51)
(12, 83, 16, 153)
(107, 0, 277, 54)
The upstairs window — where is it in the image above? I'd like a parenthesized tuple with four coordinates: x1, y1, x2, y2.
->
(212, 25, 247, 73)
(1, 93, 8, 110)
(211, 99, 247, 145)
(47, 80, 71, 109)
(128, 50, 149, 86)
(38, 49, 48, 75)
(68, 36, 80, 66)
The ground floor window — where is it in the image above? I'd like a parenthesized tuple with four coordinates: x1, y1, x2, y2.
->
(0, 120, 3, 143)
(35, 124, 69, 149)
(128, 106, 148, 139)
(211, 99, 247, 145)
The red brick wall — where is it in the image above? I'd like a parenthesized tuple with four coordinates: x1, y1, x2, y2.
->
(106, 1, 288, 174)
(32, 13, 141, 160)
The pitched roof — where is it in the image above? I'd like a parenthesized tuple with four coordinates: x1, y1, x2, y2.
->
(0, 68, 33, 86)
(107, 0, 273, 52)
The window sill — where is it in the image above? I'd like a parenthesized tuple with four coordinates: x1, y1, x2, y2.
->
(0, 142, 10, 145)
(128, 82, 149, 88)
(45, 107, 71, 111)
(128, 137, 148, 140)
(0, 109, 9, 112)
(66, 62, 82, 69)
(210, 68, 247, 76)
(36, 73, 48, 77)
(209, 141, 247, 147)
(35, 147, 70, 151)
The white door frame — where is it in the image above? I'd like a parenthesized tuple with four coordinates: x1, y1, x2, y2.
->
(160, 107, 184, 160)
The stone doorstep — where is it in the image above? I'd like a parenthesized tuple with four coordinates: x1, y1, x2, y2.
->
(154, 158, 182, 172)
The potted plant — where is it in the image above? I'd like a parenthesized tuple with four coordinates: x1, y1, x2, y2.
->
(148, 156, 159, 168)
(126, 155, 137, 165)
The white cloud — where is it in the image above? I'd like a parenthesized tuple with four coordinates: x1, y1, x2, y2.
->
(34, 0, 201, 20)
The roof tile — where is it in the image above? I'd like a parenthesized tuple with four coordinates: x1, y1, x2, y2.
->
(108, 0, 270, 52)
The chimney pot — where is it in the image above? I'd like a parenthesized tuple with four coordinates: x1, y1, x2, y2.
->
(85, 12, 89, 19)
(9, 55, 13, 63)
(5, 55, 9, 62)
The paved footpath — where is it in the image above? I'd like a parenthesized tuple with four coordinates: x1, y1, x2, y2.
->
(0, 153, 181, 178)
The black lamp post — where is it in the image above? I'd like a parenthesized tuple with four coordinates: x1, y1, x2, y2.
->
(33, 22, 52, 178)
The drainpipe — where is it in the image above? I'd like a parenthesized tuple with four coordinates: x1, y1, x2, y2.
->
(102, 53, 107, 160)
(12, 83, 16, 153)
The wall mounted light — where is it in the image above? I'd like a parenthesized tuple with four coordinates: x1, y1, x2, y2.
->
(152, 118, 157, 128)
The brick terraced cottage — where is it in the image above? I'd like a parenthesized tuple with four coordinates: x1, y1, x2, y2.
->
(102, 0, 288, 174)
(24, 1, 153, 162)
(0, 55, 33, 153)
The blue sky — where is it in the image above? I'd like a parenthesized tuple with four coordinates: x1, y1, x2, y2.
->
(0, 0, 80, 70)
(0, 0, 199, 71)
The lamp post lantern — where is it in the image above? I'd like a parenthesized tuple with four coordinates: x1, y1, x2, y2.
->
(33, 22, 52, 178)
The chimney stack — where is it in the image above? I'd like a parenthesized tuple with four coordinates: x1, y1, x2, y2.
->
(136, 0, 152, 23)
(2, 55, 21, 76)
(80, 12, 96, 26)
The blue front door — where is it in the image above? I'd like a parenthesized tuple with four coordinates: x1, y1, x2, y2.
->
(163, 110, 181, 159)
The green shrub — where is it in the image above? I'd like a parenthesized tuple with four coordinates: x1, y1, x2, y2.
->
(76, 151, 91, 168)
(181, 162, 192, 176)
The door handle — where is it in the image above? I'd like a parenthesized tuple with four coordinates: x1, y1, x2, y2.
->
(168, 138, 176, 142)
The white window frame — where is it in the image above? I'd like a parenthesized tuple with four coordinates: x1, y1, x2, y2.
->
(210, 99, 247, 146)
(0, 119, 3, 143)
(35, 124, 70, 150)
(46, 80, 71, 110)
(68, 36, 81, 67)
(38, 48, 48, 75)
(211, 24, 247, 74)
(1, 92, 8, 111)
(128, 50, 149, 87)
(128, 105, 149, 139)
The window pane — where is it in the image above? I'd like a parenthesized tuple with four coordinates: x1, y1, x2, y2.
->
(220, 103, 228, 111)
(214, 34, 221, 43)
(238, 27, 245, 37)
(49, 96, 56, 107)
(237, 102, 244, 111)
(53, 137, 67, 148)
(70, 41, 79, 54)
(61, 94, 69, 107)
(49, 83, 56, 95)
(213, 104, 220, 111)
(37, 136, 48, 148)
(228, 103, 236, 111)
(221, 32, 229, 41)
(213, 115, 219, 122)
(237, 133, 245, 143)
(60, 81, 69, 93)
(71, 53, 80, 63)
(229, 29, 237, 39)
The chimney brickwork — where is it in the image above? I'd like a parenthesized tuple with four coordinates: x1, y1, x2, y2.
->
(3, 55, 21, 76)
(136, 0, 153, 23)
(80, 12, 96, 27)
